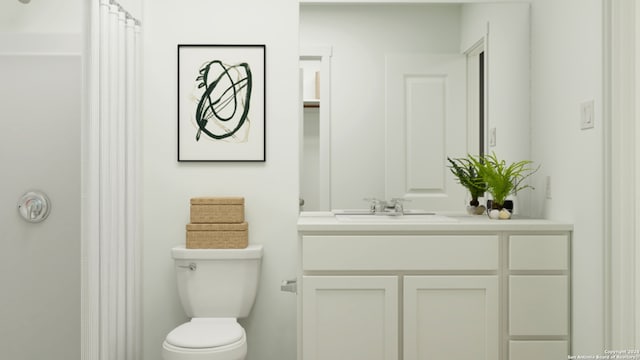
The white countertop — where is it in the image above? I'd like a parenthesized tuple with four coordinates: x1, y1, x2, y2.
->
(297, 211, 573, 233)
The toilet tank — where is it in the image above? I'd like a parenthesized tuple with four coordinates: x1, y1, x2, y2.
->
(171, 245, 263, 318)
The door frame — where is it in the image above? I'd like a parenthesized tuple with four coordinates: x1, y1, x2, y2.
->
(464, 35, 488, 158)
(603, 0, 640, 350)
(300, 46, 332, 211)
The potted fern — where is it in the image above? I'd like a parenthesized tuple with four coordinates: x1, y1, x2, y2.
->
(468, 152, 539, 219)
(447, 156, 488, 215)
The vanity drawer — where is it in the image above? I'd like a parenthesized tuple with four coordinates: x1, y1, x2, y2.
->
(302, 235, 499, 271)
(509, 235, 569, 270)
(509, 340, 569, 360)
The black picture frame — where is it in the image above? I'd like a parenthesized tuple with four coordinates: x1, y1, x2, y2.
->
(177, 44, 266, 162)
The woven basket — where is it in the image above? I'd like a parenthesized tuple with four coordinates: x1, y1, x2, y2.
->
(190, 197, 244, 224)
(186, 222, 248, 249)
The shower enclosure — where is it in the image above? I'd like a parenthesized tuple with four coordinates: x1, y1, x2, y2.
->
(0, 1, 142, 359)
(0, 33, 82, 359)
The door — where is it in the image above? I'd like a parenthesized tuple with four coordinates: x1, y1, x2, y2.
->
(403, 276, 499, 360)
(302, 276, 398, 360)
(385, 54, 467, 211)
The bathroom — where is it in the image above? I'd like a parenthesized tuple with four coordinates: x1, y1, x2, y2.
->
(0, 0, 632, 359)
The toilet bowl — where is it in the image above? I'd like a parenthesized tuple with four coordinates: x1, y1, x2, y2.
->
(162, 318, 247, 360)
(162, 245, 263, 360)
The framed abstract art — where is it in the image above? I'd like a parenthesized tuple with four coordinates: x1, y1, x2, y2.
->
(178, 44, 266, 162)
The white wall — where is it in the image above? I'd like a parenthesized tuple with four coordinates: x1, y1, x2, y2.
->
(118, 0, 142, 20)
(0, 1, 82, 358)
(529, 0, 604, 355)
(0, 0, 82, 33)
(300, 4, 462, 209)
(141, 1, 299, 360)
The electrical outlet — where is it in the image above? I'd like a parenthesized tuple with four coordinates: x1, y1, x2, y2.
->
(580, 100, 595, 130)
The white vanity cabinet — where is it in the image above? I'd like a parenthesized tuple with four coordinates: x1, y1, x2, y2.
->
(300, 234, 500, 360)
(297, 214, 572, 360)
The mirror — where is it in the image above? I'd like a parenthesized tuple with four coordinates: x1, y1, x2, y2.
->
(299, 2, 530, 213)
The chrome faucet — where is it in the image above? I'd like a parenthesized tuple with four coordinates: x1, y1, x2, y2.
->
(387, 198, 407, 214)
(364, 198, 408, 215)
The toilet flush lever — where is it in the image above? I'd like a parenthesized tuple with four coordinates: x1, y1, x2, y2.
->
(178, 263, 197, 271)
(280, 279, 297, 294)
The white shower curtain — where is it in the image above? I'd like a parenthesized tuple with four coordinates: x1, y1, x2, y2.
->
(83, 1, 141, 360)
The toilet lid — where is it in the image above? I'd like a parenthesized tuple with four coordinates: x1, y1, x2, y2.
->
(165, 318, 244, 349)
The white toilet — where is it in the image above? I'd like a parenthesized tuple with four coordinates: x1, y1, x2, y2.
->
(162, 245, 263, 360)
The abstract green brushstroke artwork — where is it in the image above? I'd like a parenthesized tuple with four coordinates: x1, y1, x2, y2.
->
(178, 44, 265, 162)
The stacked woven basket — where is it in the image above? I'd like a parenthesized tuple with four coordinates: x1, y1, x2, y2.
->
(186, 197, 248, 249)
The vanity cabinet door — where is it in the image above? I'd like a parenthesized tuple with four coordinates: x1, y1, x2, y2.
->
(404, 276, 499, 360)
(302, 276, 398, 360)
(509, 275, 569, 336)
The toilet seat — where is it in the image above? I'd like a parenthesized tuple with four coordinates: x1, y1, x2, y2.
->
(162, 318, 247, 360)
(165, 318, 244, 348)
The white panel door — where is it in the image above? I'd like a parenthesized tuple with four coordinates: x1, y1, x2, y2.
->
(385, 54, 467, 211)
(302, 276, 398, 360)
(404, 276, 499, 360)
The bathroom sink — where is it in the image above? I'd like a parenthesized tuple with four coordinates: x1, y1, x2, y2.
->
(334, 213, 458, 223)
(333, 209, 435, 215)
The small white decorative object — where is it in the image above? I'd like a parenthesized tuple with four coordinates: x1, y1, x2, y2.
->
(489, 209, 500, 219)
(499, 209, 512, 220)
(467, 205, 487, 215)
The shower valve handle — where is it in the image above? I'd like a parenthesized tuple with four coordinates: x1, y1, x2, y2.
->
(17, 191, 51, 223)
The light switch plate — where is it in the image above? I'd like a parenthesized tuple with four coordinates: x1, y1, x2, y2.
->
(580, 100, 595, 130)
(545, 176, 552, 199)
(489, 127, 496, 147)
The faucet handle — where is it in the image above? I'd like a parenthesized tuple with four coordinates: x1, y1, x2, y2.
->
(388, 198, 410, 213)
(388, 198, 408, 207)
(363, 198, 384, 212)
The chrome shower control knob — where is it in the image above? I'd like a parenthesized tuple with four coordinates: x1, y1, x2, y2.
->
(17, 191, 51, 223)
